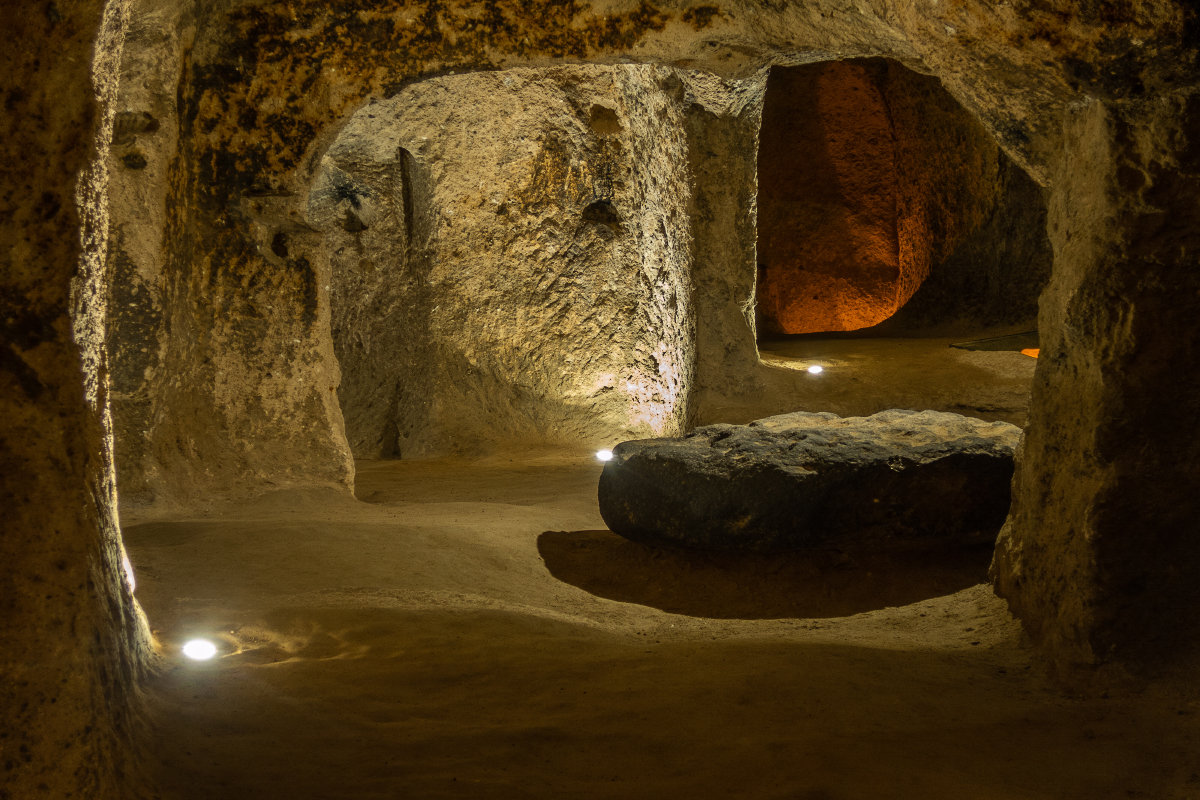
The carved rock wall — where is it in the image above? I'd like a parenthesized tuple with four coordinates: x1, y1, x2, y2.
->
(0, 1, 152, 798)
(992, 95, 1200, 674)
(5, 3, 1200, 799)
(683, 69, 767, 403)
(104, 0, 186, 506)
(311, 66, 695, 458)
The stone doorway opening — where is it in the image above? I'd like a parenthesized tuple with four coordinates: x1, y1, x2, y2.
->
(754, 58, 1050, 340)
(729, 58, 1053, 430)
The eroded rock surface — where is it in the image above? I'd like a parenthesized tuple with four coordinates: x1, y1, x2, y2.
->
(992, 95, 1200, 673)
(1, 1, 152, 798)
(599, 409, 1020, 553)
(310, 65, 696, 458)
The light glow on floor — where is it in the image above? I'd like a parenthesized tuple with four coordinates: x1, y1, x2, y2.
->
(182, 639, 218, 661)
(596, 449, 614, 462)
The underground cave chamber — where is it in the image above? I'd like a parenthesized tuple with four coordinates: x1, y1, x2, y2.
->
(101, 54, 1055, 509)
(9, 1, 1200, 797)
(192, 58, 1054, 482)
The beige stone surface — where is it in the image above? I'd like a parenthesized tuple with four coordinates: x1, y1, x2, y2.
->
(682, 69, 768, 402)
(992, 94, 1200, 675)
(104, 0, 188, 505)
(99, 0, 1199, 674)
(95, 0, 1197, 661)
(310, 66, 695, 458)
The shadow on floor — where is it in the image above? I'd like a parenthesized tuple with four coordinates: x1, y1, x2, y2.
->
(538, 529, 993, 619)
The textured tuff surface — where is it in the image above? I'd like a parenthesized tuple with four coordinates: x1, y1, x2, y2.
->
(92, 0, 1200, 673)
(0, 1, 152, 798)
(312, 66, 695, 458)
(991, 96, 1200, 674)
(599, 409, 1020, 552)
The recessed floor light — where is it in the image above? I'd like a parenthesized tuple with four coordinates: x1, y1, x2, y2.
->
(182, 639, 218, 661)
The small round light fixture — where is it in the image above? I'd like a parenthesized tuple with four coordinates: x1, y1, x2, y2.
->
(182, 639, 218, 661)
(596, 449, 614, 462)
(807, 365, 824, 375)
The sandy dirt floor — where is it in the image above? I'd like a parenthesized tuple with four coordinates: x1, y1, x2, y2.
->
(701, 332, 1040, 428)
(123, 339, 1200, 799)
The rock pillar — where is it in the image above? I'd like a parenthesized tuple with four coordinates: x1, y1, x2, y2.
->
(993, 94, 1200, 674)
(0, 1, 152, 797)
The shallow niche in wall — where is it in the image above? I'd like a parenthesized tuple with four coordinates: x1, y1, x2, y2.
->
(754, 58, 1051, 345)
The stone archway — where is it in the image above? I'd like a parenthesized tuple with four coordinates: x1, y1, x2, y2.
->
(755, 58, 1050, 337)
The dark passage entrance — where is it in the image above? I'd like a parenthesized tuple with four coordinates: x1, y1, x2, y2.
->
(755, 59, 1051, 337)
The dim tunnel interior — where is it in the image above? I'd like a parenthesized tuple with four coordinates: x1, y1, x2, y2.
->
(755, 59, 1052, 342)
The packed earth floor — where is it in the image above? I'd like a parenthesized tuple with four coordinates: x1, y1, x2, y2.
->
(123, 337, 1200, 799)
